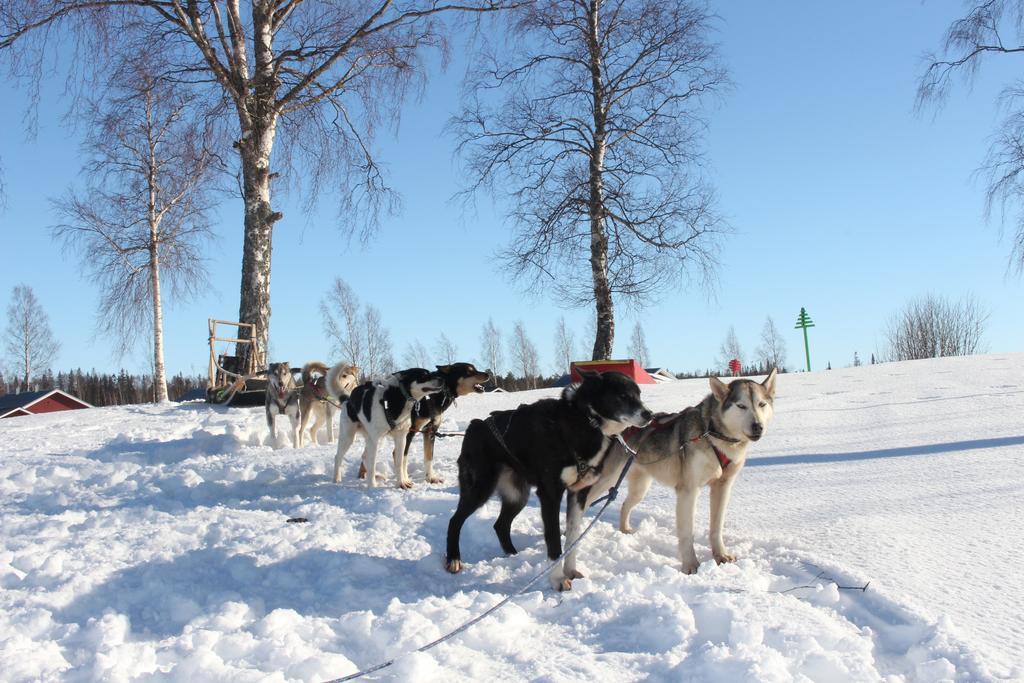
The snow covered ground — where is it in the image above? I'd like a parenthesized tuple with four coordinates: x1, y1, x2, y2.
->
(1, 353, 1022, 682)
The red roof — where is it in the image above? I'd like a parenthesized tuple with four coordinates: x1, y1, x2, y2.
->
(0, 389, 93, 418)
(569, 359, 655, 384)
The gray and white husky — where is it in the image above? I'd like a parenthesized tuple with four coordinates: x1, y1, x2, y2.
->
(333, 368, 446, 488)
(582, 369, 777, 575)
(266, 362, 301, 447)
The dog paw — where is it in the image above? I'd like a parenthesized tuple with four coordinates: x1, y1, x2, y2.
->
(398, 479, 414, 490)
(681, 559, 700, 575)
(550, 574, 573, 592)
(620, 524, 636, 535)
(426, 475, 444, 484)
(567, 568, 584, 580)
(714, 552, 736, 565)
(446, 558, 462, 574)
(357, 464, 367, 479)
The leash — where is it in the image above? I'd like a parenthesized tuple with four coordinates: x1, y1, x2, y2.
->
(323, 432, 639, 683)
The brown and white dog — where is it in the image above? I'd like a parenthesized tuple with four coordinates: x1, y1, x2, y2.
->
(583, 369, 777, 575)
(297, 362, 359, 447)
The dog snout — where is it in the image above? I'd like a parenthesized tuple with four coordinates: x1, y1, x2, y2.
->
(750, 422, 764, 439)
(636, 408, 653, 426)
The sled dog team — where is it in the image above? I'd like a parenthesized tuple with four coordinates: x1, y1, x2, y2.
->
(266, 359, 777, 591)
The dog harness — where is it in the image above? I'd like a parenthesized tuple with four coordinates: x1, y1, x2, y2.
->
(622, 410, 740, 470)
(483, 413, 604, 489)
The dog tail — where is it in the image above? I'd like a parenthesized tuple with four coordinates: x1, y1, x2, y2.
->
(325, 362, 360, 400)
(302, 361, 330, 388)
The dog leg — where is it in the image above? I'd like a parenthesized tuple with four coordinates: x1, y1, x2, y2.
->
(619, 468, 653, 534)
(291, 412, 301, 449)
(446, 469, 499, 573)
(267, 411, 277, 447)
(307, 408, 322, 447)
(561, 489, 588, 585)
(363, 434, 381, 487)
(333, 422, 356, 483)
(709, 476, 738, 564)
(423, 427, 443, 484)
(536, 486, 572, 591)
(675, 484, 701, 574)
(298, 405, 312, 448)
(392, 431, 413, 489)
(326, 406, 335, 444)
(494, 470, 529, 554)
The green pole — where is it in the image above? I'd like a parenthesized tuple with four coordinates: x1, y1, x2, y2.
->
(802, 325, 810, 372)
(794, 307, 815, 372)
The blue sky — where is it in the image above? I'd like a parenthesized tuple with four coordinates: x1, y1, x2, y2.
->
(1, 2, 1022, 378)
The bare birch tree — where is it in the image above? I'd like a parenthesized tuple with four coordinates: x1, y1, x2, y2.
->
(883, 293, 988, 361)
(509, 319, 540, 389)
(320, 276, 394, 380)
(754, 316, 786, 371)
(455, 0, 727, 360)
(402, 338, 430, 368)
(717, 326, 742, 372)
(4, 285, 60, 391)
(627, 321, 650, 368)
(363, 306, 396, 379)
(52, 61, 219, 402)
(919, 1, 1024, 272)
(2, 0, 515, 369)
(434, 332, 459, 365)
(480, 317, 504, 384)
(553, 316, 577, 373)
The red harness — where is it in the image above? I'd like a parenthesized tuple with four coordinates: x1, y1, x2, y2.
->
(622, 414, 733, 470)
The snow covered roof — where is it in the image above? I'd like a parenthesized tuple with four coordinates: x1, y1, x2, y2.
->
(644, 367, 676, 382)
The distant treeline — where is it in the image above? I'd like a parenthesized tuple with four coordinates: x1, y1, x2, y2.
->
(0, 369, 205, 406)
(675, 361, 783, 379)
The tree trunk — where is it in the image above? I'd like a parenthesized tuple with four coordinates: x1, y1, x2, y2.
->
(149, 240, 168, 402)
(235, 6, 281, 372)
(587, 0, 613, 360)
(237, 137, 279, 371)
(145, 98, 169, 404)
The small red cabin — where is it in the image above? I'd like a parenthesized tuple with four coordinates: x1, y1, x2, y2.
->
(570, 359, 655, 384)
(0, 389, 93, 419)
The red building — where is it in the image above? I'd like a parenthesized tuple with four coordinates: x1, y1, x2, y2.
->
(0, 389, 93, 419)
(570, 359, 656, 384)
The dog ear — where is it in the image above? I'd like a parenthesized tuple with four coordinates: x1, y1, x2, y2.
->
(709, 376, 729, 401)
(762, 368, 778, 398)
(435, 364, 451, 373)
(578, 369, 600, 380)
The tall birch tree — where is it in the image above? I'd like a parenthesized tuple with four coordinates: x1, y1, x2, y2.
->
(455, 0, 727, 359)
(4, 285, 60, 391)
(2, 0, 514, 368)
(52, 61, 219, 402)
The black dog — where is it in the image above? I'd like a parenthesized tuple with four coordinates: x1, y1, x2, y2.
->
(445, 371, 652, 591)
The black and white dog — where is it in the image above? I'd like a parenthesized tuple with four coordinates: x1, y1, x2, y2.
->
(405, 362, 490, 484)
(333, 368, 445, 488)
(266, 361, 301, 447)
(445, 371, 652, 591)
